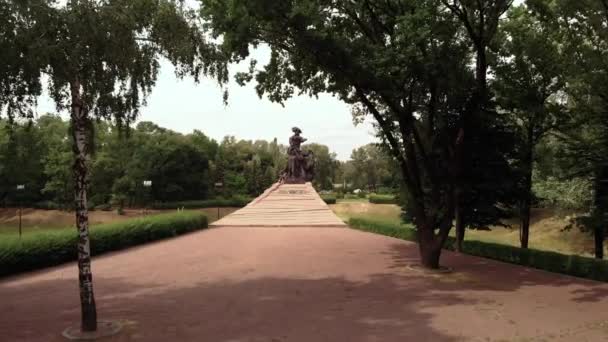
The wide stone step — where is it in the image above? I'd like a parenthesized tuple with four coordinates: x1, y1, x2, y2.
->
(211, 182, 346, 228)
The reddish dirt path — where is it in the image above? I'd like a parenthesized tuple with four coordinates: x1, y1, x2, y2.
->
(1, 227, 608, 342)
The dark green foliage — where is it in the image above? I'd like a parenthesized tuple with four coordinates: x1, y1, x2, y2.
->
(31, 201, 61, 210)
(369, 194, 397, 204)
(344, 144, 401, 192)
(151, 197, 251, 209)
(303, 143, 340, 191)
(321, 195, 336, 205)
(0, 212, 207, 278)
(95, 203, 112, 211)
(0, 117, 344, 207)
(350, 218, 608, 282)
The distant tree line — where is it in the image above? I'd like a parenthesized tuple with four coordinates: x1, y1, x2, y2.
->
(0, 115, 346, 208)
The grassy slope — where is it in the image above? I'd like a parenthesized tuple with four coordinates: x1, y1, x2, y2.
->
(330, 201, 607, 258)
(0, 207, 239, 236)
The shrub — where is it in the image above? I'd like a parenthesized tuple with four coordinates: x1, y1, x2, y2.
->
(95, 203, 112, 211)
(369, 194, 397, 204)
(0, 211, 207, 278)
(376, 187, 397, 195)
(532, 175, 593, 211)
(349, 217, 608, 282)
(321, 195, 337, 204)
(151, 197, 251, 210)
(349, 218, 416, 240)
(31, 201, 61, 210)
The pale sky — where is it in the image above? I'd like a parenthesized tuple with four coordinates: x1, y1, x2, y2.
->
(35, 45, 377, 161)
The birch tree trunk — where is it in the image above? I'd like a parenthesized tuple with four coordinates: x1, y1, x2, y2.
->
(70, 79, 97, 332)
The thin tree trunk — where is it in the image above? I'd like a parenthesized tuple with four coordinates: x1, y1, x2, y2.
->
(520, 124, 534, 249)
(70, 79, 97, 332)
(476, 45, 487, 99)
(455, 199, 465, 252)
(594, 165, 607, 259)
(594, 224, 604, 259)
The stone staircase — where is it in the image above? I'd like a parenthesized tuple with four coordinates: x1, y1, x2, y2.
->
(210, 182, 346, 227)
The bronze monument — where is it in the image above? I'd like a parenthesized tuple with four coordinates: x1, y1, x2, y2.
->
(280, 127, 315, 184)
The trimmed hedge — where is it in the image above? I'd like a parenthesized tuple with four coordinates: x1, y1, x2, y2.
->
(321, 195, 337, 204)
(0, 211, 207, 278)
(151, 197, 251, 209)
(349, 217, 608, 282)
(369, 194, 397, 204)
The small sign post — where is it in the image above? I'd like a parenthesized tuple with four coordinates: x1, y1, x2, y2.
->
(16, 184, 25, 238)
(143, 180, 152, 216)
(214, 182, 223, 220)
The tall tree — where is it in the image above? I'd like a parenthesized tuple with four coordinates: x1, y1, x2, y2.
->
(201, 0, 502, 268)
(441, 0, 514, 251)
(1, 0, 226, 332)
(303, 143, 338, 190)
(494, 4, 568, 248)
(347, 144, 398, 191)
(531, 0, 608, 258)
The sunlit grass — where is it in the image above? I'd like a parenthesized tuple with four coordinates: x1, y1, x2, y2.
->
(331, 202, 606, 258)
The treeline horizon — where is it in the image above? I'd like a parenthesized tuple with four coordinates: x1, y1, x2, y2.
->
(0, 114, 405, 209)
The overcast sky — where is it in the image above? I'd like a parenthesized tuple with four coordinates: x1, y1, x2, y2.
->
(35, 44, 376, 161)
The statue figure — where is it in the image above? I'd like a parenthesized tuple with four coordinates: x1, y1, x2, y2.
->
(281, 127, 315, 184)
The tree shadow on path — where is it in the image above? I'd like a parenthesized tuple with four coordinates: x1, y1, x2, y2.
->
(2, 235, 608, 342)
(0, 272, 473, 342)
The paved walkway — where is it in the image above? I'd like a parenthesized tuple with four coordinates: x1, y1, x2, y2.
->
(212, 183, 346, 227)
(1, 185, 608, 341)
(1, 227, 608, 341)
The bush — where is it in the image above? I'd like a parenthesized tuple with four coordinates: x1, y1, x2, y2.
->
(151, 197, 251, 210)
(0, 211, 208, 278)
(369, 194, 397, 204)
(321, 195, 337, 204)
(349, 217, 608, 282)
(95, 203, 112, 211)
(31, 201, 61, 210)
(376, 187, 397, 195)
(532, 175, 593, 211)
(349, 218, 416, 240)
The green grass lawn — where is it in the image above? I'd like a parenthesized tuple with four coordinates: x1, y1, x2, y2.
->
(0, 211, 208, 277)
(336, 198, 369, 203)
(330, 202, 607, 258)
(0, 207, 238, 237)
